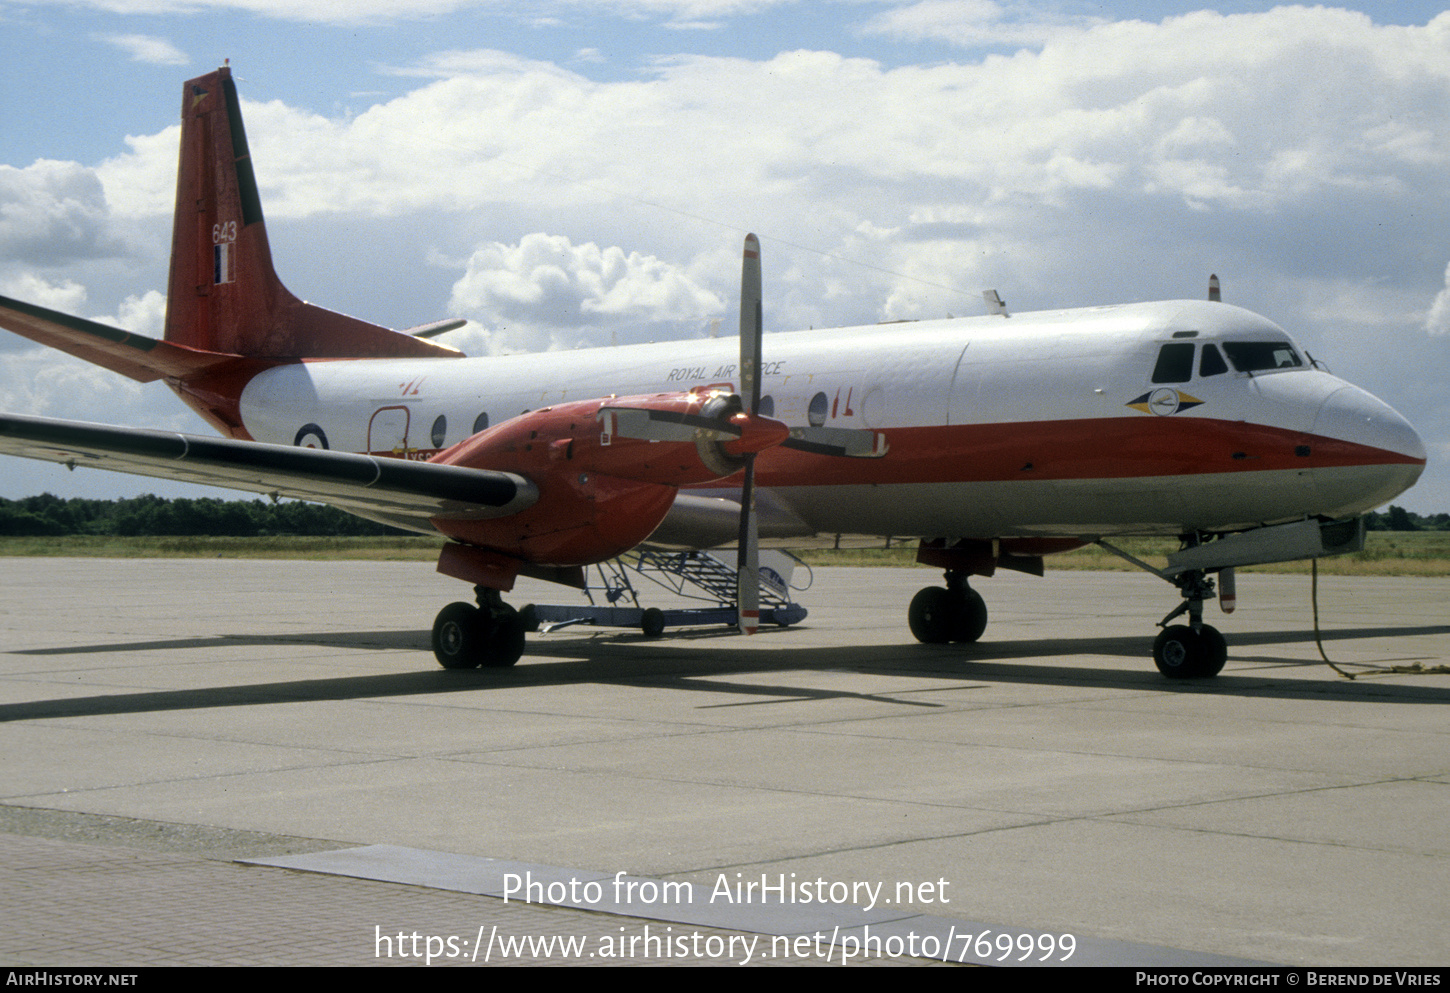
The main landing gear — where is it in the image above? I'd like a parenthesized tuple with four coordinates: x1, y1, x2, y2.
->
(908, 571, 989, 644)
(432, 586, 528, 669)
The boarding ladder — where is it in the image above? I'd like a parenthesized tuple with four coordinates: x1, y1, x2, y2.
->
(526, 549, 809, 636)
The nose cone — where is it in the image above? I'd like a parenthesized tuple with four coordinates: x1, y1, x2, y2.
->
(1310, 385, 1426, 516)
(1314, 385, 1426, 462)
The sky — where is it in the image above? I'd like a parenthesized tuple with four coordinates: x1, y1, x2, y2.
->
(1, 0, 1448, 514)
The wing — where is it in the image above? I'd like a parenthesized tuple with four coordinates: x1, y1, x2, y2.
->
(0, 413, 537, 533)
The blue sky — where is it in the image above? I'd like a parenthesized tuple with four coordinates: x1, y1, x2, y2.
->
(2, 1, 1449, 512)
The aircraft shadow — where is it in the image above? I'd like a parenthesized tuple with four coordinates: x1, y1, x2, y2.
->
(3, 621, 1449, 723)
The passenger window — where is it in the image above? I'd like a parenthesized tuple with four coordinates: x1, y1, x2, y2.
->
(1199, 344, 1228, 377)
(1151, 343, 1195, 384)
(472, 412, 489, 434)
(431, 415, 447, 448)
(808, 392, 828, 427)
(758, 395, 774, 418)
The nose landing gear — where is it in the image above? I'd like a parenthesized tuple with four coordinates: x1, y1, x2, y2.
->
(1097, 537, 1230, 679)
(1152, 568, 1228, 679)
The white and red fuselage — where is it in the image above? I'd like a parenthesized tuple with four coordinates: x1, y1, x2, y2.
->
(231, 298, 1424, 551)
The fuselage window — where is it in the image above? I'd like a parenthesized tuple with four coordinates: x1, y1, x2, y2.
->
(1222, 341, 1303, 372)
(431, 415, 447, 449)
(473, 412, 489, 434)
(758, 395, 774, 418)
(1199, 344, 1228, 377)
(808, 391, 829, 427)
(1151, 343, 1195, 384)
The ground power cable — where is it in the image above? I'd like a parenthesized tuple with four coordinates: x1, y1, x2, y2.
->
(1310, 558, 1450, 679)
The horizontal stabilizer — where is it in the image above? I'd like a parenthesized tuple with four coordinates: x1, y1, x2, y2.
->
(0, 413, 538, 533)
(0, 294, 242, 383)
(402, 318, 467, 339)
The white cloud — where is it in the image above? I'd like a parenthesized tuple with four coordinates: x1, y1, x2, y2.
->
(1427, 263, 1450, 336)
(0, 347, 144, 420)
(99, 290, 168, 337)
(0, 160, 123, 264)
(0, 274, 87, 315)
(447, 232, 723, 352)
(96, 33, 189, 65)
(859, 0, 1104, 48)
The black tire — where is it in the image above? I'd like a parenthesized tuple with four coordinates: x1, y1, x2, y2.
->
(433, 602, 483, 669)
(908, 587, 954, 643)
(1198, 625, 1228, 677)
(1153, 625, 1209, 679)
(641, 608, 666, 638)
(951, 588, 988, 643)
(481, 608, 526, 668)
(518, 603, 539, 633)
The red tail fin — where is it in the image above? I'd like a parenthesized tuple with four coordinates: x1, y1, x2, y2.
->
(165, 67, 459, 361)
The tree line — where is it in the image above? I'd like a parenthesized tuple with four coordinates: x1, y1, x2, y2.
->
(0, 494, 409, 537)
(0, 493, 1443, 538)
(1364, 506, 1448, 532)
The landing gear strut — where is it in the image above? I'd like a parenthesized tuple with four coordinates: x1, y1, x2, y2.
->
(908, 571, 989, 644)
(432, 586, 527, 669)
(1097, 536, 1229, 679)
(1151, 568, 1227, 679)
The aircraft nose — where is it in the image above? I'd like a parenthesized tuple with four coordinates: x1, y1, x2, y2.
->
(1313, 385, 1425, 462)
(1309, 384, 1426, 515)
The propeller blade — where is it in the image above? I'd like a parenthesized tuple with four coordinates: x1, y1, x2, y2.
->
(737, 458, 760, 635)
(740, 233, 762, 417)
(604, 407, 741, 443)
(782, 425, 889, 458)
(738, 233, 762, 635)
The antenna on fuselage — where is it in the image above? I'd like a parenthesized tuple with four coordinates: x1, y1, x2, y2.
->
(1208, 274, 1221, 302)
(983, 290, 1009, 317)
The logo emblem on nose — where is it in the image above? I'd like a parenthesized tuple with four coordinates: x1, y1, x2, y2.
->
(1127, 389, 1205, 416)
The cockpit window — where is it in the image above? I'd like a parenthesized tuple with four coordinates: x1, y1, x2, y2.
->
(1222, 341, 1303, 372)
(1151, 343, 1195, 383)
(1199, 343, 1228, 377)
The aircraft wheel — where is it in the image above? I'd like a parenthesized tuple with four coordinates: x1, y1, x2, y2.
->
(1198, 625, 1228, 677)
(518, 603, 539, 633)
(480, 607, 526, 668)
(433, 602, 484, 669)
(1152, 625, 1217, 679)
(951, 588, 988, 644)
(641, 608, 666, 639)
(908, 587, 954, 643)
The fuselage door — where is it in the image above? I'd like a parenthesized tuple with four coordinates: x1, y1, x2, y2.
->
(368, 405, 411, 457)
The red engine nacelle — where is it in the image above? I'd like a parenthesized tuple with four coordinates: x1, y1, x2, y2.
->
(427, 390, 786, 569)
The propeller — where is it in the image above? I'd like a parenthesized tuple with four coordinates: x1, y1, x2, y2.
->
(600, 233, 890, 633)
(737, 234, 763, 634)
